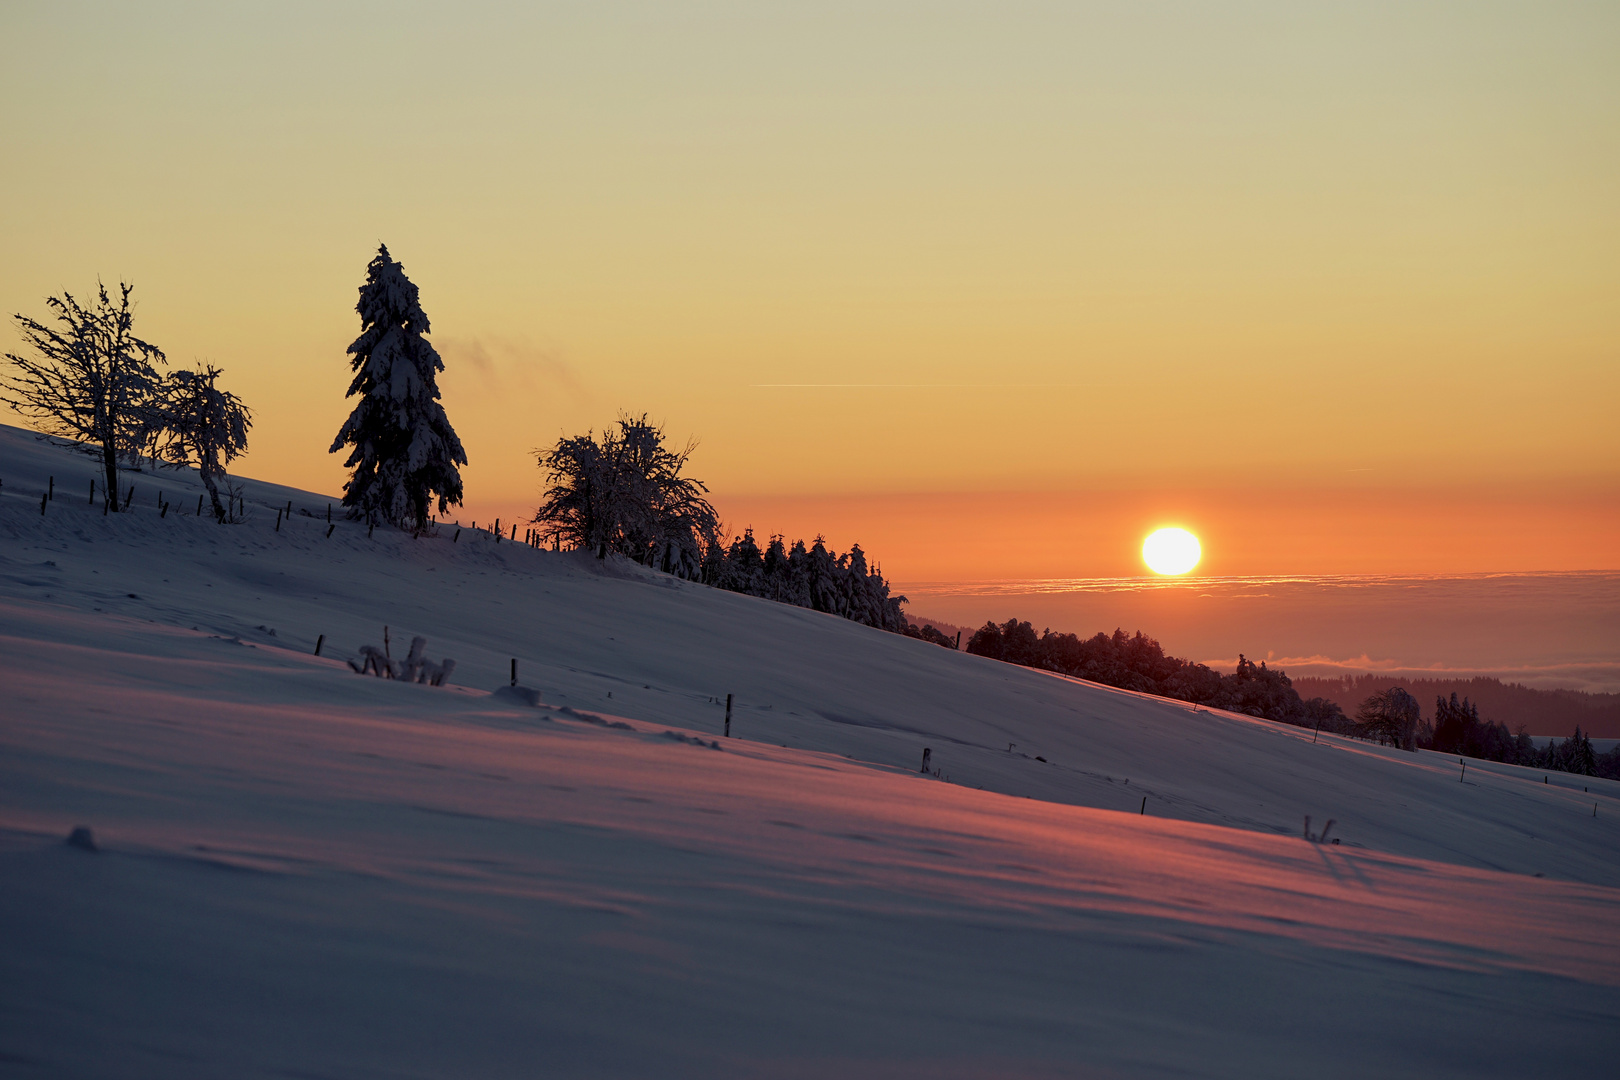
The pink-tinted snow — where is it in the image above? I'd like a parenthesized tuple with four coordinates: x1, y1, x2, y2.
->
(2, 425, 1618, 1077)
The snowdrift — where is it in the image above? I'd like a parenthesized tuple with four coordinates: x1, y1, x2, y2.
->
(2, 424, 1617, 1078)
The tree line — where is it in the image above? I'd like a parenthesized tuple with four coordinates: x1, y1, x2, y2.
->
(1292, 673, 1620, 744)
(962, 619, 1619, 779)
(963, 619, 1345, 727)
(1410, 692, 1614, 778)
(705, 529, 909, 632)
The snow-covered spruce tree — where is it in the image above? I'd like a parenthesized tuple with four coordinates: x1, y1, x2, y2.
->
(145, 363, 251, 520)
(330, 245, 466, 533)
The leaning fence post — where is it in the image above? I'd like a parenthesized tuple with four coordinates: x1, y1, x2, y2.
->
(725, 693, 733, 737)
(511, 658, 517, 687)
(314, 634, 325, 657)
(40, 492, 47, 514)
(90, 479, 95, 504)
(326, 524, 335, 538)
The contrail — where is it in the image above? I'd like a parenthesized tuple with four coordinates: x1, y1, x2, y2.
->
(749, 383, 1092, 389)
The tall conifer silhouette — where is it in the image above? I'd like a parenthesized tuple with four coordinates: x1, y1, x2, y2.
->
(331, 245, 466, 532)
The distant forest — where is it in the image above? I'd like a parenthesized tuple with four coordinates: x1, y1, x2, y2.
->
(961, 619, 1344, 729)
(953, 617, 1619, 780)
(1292, 674, 1620, 740)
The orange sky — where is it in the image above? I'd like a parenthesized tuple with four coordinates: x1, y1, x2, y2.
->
(707, 486, 1620, 582)
(2, 3, 1616, 582)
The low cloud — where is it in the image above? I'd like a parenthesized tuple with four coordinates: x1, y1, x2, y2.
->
(436, 335, 589, 404)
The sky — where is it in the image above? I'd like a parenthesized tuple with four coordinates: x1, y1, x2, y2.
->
(2, 1, 1616, 585)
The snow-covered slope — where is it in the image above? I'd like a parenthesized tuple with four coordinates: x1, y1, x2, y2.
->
(3, 424, 1617, 1078)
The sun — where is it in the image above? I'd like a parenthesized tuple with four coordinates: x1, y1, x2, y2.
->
(1142, 527, 1201, 576)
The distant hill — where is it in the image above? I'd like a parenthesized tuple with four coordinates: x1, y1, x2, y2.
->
(1292, 674, 1620, 739)
(905, 613, 973, 645)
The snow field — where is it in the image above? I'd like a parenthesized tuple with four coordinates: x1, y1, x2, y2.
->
(2, 424, 1618, 1076)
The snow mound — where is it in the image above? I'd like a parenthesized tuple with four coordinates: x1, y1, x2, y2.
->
(490, 684, 544, 707)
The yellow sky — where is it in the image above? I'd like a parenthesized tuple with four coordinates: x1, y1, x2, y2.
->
(2, 3, 1616, 579)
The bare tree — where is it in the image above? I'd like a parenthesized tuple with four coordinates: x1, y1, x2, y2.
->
(1, 281, 166, 509)
(145, 364, 252, 519)
(1355, 687, 1422, 751)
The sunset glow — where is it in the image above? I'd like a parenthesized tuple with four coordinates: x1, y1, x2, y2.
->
(1143, 528, 1201, 576)
(3, 7, 1619, 1075)
(1, 4, 1615, 583)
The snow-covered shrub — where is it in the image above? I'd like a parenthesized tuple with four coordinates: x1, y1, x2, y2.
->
(348, 637, 456, 686)
(533, 413, 718, 578)
(349, 645, 394, 678)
